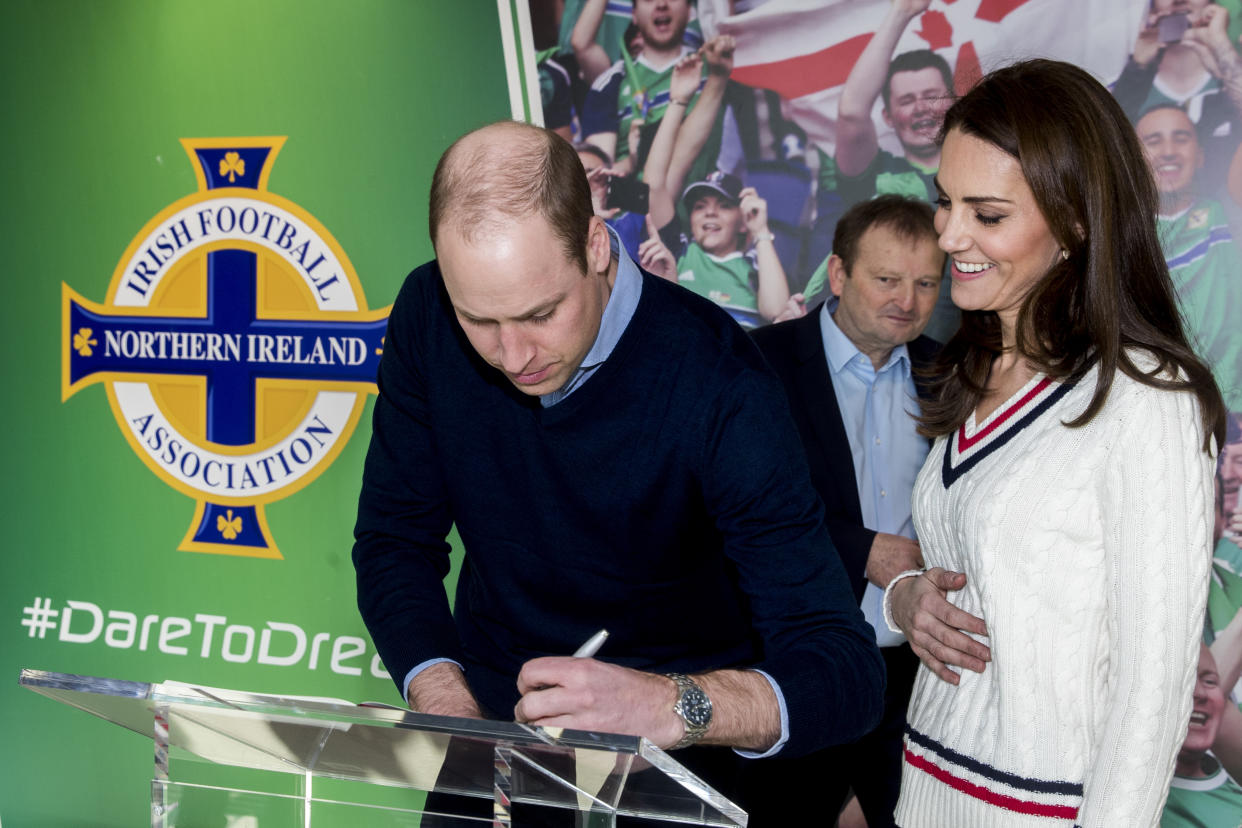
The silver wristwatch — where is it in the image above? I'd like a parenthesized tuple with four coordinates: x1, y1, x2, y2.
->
(668, 673, 712, 749)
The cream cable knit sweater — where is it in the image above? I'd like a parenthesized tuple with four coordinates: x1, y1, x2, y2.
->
(888, 362, 1213, 827)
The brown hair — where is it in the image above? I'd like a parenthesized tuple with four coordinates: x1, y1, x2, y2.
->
(428, 121, 595, 273)
(833, 194, 942, 276)
(920, 59, 1224, 449)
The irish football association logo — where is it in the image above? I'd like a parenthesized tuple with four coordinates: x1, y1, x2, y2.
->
(62, 137, 388, 558)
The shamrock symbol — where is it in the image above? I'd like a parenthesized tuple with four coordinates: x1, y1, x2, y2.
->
(217, 509, 243, 540)
(73, 327, 98, 357)
(219, 151, 245, 184)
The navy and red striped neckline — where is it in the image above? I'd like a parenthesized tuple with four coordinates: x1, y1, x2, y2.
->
(942, 375, 1076, 487)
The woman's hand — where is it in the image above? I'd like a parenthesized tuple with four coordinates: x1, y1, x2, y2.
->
(889, 567, 990, 685)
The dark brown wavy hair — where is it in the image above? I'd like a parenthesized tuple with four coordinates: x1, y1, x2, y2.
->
(919, 59, 1224, 450)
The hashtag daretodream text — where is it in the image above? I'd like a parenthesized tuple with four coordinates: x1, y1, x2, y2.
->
(19, 596, 390, 678)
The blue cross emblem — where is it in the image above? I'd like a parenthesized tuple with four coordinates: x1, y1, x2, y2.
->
(63, 137, 388, 558)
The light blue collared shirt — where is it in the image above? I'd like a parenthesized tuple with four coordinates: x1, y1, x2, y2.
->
(406, 231, 790, 756)
(539, 227, 642, 407)
(820, 300, 929, 648)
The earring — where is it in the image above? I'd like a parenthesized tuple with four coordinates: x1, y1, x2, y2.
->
(1060, 249, 1069, 261)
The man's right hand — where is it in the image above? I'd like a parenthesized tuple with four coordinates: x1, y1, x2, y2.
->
(865, 532, 923, 588)
(406, 661, 484, 718)
(888, 567, 989, 685)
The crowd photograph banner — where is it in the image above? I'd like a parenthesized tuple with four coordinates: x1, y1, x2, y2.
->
(5, 0, 1242, 825)
(533, 0, 1242, 824)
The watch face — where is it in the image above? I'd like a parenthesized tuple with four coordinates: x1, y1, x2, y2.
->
(681, 686, 712, 727)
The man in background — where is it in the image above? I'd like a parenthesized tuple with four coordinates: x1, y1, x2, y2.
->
(751, 194, 944, 827)
(802, 0, 958, 341)
(1137, 103, 1242, 408)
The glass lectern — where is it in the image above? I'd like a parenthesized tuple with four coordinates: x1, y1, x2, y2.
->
(19, 668, 747, 827)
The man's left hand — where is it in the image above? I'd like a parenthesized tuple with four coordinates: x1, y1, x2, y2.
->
(515, 657, 683, 748)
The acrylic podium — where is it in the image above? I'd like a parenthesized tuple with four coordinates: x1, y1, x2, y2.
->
(19, 669, 747, 827)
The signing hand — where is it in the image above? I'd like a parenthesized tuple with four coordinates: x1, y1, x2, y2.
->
(889, 567, 989, 685)
(515, 657, 682, 748)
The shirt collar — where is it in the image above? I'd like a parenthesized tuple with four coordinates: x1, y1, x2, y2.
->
(539, 226, 642, 406)
(818, 298, 910, 378)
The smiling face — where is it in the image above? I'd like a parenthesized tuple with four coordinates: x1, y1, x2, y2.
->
(884, 67, 953, 163)
(1176, 643, 1226, 777)
(689, 193, 743, 256)
(632, 0, 689, 54)
(437, 213, 613, 396)
(933, 128, 1064, 336)
(1136, 106, 1201, 211)
(829, 222, 944, 369)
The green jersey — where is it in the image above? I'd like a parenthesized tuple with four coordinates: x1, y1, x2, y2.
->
(1159, 198, 1242, 409)
(558, 0, 634, 64)
(1141, 73, 1223, 125)
(1208, 552, 1242, 644)
(816, 147, 938, 207)
(1162, 761, 1242, 827)
(677, 243, 761, 329)
(803, 254, 831, 305)
(583, 48, 721, 179)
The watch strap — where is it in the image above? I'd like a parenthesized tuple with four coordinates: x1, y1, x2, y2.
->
(668, 672, 711, 749)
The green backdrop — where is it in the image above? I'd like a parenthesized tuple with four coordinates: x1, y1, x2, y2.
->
(1, 1, 521, 824)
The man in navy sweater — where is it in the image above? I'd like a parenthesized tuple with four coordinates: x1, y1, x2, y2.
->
(352, 121, 883, 818)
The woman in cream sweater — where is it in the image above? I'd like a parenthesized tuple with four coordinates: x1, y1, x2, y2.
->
(884, 59, 1226, 827)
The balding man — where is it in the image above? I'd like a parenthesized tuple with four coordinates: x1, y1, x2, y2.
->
(352, 121, 882, 820)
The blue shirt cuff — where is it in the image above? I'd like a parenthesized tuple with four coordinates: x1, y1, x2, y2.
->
(401, 657, 464, 706)
(732, 669, 789, 758)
